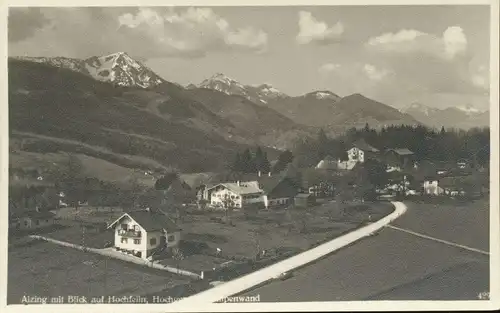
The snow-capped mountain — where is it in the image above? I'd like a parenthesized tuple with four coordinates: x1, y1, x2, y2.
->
(14, 52, 164, 89)
(303, 90, 341, 101)
(195, 73, 288, 104)
(403, 102, 489, 129)
(84, 52, 164, 88)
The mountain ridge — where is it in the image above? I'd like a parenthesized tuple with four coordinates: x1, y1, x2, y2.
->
(14, 52, 164, 89)
(402, 102, 489, 129)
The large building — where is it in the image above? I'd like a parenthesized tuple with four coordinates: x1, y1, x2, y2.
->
(204, 173, 299, 210)
(107, 209, 181, 260)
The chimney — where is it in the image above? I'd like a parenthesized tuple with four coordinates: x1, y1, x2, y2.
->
(258, 171, 261, 177)
(35, 206, 40, 212)
(268, 172, 271, 177)
(145, 207, 151, 213)
(237, 181, 240, 186)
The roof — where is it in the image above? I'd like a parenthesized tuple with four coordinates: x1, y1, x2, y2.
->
(11, 210, 56, 220)
(257, 176, 284, 193)
(316, 155, 338, 169)
(352, 139, 379, 153)
(108, 209, 181, 232)
(387, 148, 414, 156)
(225, 181, 262, 195)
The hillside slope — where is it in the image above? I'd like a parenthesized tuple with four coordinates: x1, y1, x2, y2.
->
(8, 59, 250, 172)
(182, 87, 314, 149)
(264, 92, 419, 132)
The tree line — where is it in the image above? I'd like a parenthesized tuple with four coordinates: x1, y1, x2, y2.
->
(292, 124, 490, 169)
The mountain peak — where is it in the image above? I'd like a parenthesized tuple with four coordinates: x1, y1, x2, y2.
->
(83, 52, 163, 88)
(15, 52, 165, 89)
(305, 90, 340, 101)
(197, 74, 288, 103)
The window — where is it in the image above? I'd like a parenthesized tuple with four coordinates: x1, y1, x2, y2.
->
(167, 235, 175, 242)
(121, 237, 128, 244)
(134, 239, 141, 245)
(134, 225, 140, 231)
(35, 220, 39, 226)
(150, 238, 157, 246)
(45, 219, 49, 223)
(121, 224, 128, 230)
(24, 221, 28, 226)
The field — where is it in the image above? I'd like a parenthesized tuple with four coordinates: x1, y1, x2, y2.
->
(9, 148, 160, 187)
(178, 200, 394, 260)
(7, 241, 190, 304)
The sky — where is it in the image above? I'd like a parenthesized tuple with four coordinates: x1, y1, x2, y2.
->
(8, 5, 491, 111)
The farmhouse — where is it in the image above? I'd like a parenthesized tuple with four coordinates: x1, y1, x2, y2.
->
(204, 173, 300, 210)
(339, 139, 380, 170)
(9, 208, 56, 231)
(107, 208, 181, 259)
(206, 181, 265, 209)
(385, 148, 415, 169)
(259, 176, 299, 208)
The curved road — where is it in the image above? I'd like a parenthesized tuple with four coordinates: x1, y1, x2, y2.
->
(240, 200, 490, 301)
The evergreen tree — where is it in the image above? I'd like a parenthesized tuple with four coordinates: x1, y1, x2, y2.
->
(241, 148, 256, 173)
(231, 152, 243, 172)
(273, 150, 294, 173)
(254, 146, 266, 173)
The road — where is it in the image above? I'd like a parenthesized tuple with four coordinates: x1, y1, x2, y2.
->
(240, 200, 490, 301)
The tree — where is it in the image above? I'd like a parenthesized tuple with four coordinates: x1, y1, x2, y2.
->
(254, 147, 270, 173)
(363, 159, 388, 189)
(231, 152, 243, 172)
(240, 149, 256, 173)
(272, 150, 294, 173)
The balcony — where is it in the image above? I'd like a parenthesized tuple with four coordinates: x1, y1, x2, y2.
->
(118, 229, 142, 238)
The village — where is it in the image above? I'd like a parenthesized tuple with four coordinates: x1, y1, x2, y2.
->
(7, 134, 490, 302)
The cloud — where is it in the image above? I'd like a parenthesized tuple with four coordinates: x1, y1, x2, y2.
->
(8, 8, 50, 42)
(363, 64, 390, 81)
(296, 11, 343, 45)
(365, 26, 487, 97)
(117, 7, 268, 56)
(366, 26, 467, 60)
(318, 63, 341, 74)
(8, 7, 268, 59)
(471, 65, 489, 88)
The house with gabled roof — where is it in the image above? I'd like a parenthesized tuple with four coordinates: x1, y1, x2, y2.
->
(107, 208, 181, 259)
(205, 172, 299, 210)
(9, 208, 56, 231)
(258, 175, 299, 208)
(206, 181, 265, 209)
(385, 148, 415, 169)
(340, 139, 380, 170)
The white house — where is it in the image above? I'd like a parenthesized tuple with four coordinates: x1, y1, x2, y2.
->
(207, 181, 265, 209)
(107, 209, 181, 260)
(338, 140, 380, 170)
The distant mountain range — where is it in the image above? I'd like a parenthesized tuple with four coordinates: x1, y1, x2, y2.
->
(8, 52, 489, 172)
(191, 74, 418, 132)
(402, 102, 489, 129)
(190, 73, 288, 104)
